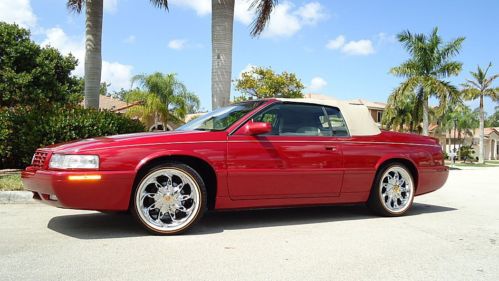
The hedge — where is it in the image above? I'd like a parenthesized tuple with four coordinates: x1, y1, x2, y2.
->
(0, 106, 145, 169)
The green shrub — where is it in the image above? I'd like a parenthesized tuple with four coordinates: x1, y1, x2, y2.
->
(0, 22, 82, 108)
(0, 106, 145, 169)
(458, 145, 475, 163)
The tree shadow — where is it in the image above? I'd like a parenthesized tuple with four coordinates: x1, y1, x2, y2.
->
(47, 203, 457, 240)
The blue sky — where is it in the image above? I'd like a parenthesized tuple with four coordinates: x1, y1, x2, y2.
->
(1, 0, 498, 113)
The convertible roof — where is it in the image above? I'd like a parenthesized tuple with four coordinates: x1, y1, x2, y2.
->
(275, 98, 381, 136)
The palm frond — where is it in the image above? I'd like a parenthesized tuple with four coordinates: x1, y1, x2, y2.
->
(250, 0, 278, 37)
(439, 37, 465, 60)
(484, 73, 499, 89)
(149, 0, 169, 10)
(390, 60, 420, 77)
(463, 79, 481, 90)
(67, 0, 84, 13)
(434, 61, 462, 78)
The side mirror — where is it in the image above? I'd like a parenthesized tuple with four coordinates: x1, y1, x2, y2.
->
(242, 120, 272, 135)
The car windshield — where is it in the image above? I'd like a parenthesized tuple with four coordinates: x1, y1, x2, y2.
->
(176, 101, 264, 131)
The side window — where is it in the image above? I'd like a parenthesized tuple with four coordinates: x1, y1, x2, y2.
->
(323, 107, 349, 136)
(252, 103, 332, 136)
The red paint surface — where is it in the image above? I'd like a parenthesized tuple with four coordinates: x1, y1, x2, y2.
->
(22, 99, 449, 211)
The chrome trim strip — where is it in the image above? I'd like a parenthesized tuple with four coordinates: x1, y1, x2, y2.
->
(82, 139, 439, 151)
(228, 140, 439, 147)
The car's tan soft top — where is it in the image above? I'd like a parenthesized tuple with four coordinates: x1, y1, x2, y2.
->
(276, 98, 381, 136)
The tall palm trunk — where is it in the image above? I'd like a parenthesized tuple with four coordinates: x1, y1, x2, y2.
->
(84, 0, 103, 109)
(211, 0, 234, 110)
(478, 94, 485, 163)
(422, 94, 429, 136)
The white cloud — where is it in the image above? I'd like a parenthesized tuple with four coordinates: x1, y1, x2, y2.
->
(0, 0, 37, 28)
(308, 77, 327, 91)
(261, 2, 301, 38)
(326, 35, 375, 56)
(168, 39, 187, 50)
(238, 64, 255, 78)
(104, 0, 118, 13)
(102, 61, 133, 90)
(168, 0, 326, 38)
(42, 27, 85, 75)
(261, 1, 327, 38)
(169, 0, 254, 23)
(42, 27, 133, 91)
(234, 0, 254, 25)
(326, 35, 345, 50)
(169, 0, 211, 16)
(296, 2, 327, 25)
(376, 32, 397, 44)
(124, 35, 136, 44)
(342, 39, 374, 55)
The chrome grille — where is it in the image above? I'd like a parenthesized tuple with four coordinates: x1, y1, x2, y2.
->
(32, 151, 49, 169)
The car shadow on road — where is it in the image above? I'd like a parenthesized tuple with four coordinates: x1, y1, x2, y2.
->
(47, 203, 457, 239)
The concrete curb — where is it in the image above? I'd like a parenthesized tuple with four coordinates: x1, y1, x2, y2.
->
(0, 191, 35, 204)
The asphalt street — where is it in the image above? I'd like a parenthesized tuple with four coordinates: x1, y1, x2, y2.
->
(1, 167, 498, 281)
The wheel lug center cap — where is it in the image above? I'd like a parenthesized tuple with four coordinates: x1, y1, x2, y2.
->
(163, 195, 173, 204)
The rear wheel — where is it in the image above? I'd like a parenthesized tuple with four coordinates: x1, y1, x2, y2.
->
(131, 163, 206, 235)
(367, 164, 415, 216)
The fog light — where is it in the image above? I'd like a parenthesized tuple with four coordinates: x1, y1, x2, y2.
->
(49, 194, 58, 201)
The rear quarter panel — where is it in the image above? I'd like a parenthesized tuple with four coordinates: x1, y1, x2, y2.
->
(340, 131, 446, 195)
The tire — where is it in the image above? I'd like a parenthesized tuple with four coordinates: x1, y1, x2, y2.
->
(131, 163, 207, 235)
(367, 163, 415, 216)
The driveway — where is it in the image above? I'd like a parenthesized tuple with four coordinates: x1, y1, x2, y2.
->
(1, 168, 498, 281)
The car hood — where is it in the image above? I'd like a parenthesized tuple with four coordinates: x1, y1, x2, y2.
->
(43, 130, 223, 153)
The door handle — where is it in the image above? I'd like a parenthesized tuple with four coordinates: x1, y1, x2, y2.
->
(325, 146, 337, 151)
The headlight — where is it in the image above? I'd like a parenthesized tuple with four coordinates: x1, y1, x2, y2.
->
(49, 154, 99, 169)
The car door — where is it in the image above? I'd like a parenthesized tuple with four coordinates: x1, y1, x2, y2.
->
(227, 102, 344, 199)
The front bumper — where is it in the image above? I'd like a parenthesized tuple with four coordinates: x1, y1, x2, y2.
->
(21, 167, 136, 211)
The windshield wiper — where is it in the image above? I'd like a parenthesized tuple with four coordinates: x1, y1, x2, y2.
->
(193, 128, 214, 131)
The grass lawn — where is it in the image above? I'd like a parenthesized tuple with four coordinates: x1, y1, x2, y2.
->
(0, 172, 24, 191)
(445, 160, 499, 168)
(454, 163, 492, 167)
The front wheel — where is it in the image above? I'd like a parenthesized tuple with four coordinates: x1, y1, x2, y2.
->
(131, 163, 207, 235)
(367, 164, 415, 216)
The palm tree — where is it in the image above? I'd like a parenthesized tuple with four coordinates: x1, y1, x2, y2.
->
(383, 89, 417, 132)
(211, 0, 278, 109)
(126, 72, 197, 130)
(68, 0, 277, 110)
(66, 0, 169, 109)
(461, 63, 499, 163)
(456, 106, 479, 146)
(390, 27, 465, 136)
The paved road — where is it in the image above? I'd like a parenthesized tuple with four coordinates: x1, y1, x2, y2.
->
(1, 168, 498, 281)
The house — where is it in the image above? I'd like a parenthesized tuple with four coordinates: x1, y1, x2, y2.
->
(81, 95, 131, 113)
(347, 99, 386, 125)
(443, 127, 499, 160)
(83, 95, 181, 131)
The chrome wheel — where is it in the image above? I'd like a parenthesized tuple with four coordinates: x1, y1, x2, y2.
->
(379, 166, 414, 213)
(135, 168, 201, 232)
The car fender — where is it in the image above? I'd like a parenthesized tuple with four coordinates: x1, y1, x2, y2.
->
(374, 153, 418, 171)
(134, 149, 215, 173)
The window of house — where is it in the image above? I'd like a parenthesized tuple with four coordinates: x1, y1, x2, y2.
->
(377, 111, 383, 123)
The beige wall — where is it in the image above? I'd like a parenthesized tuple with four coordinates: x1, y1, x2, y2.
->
(369, 109, 383, 123)
(445, 132, 499, 160)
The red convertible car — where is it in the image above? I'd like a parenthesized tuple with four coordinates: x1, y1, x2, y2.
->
(22, 98, 449, 234)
